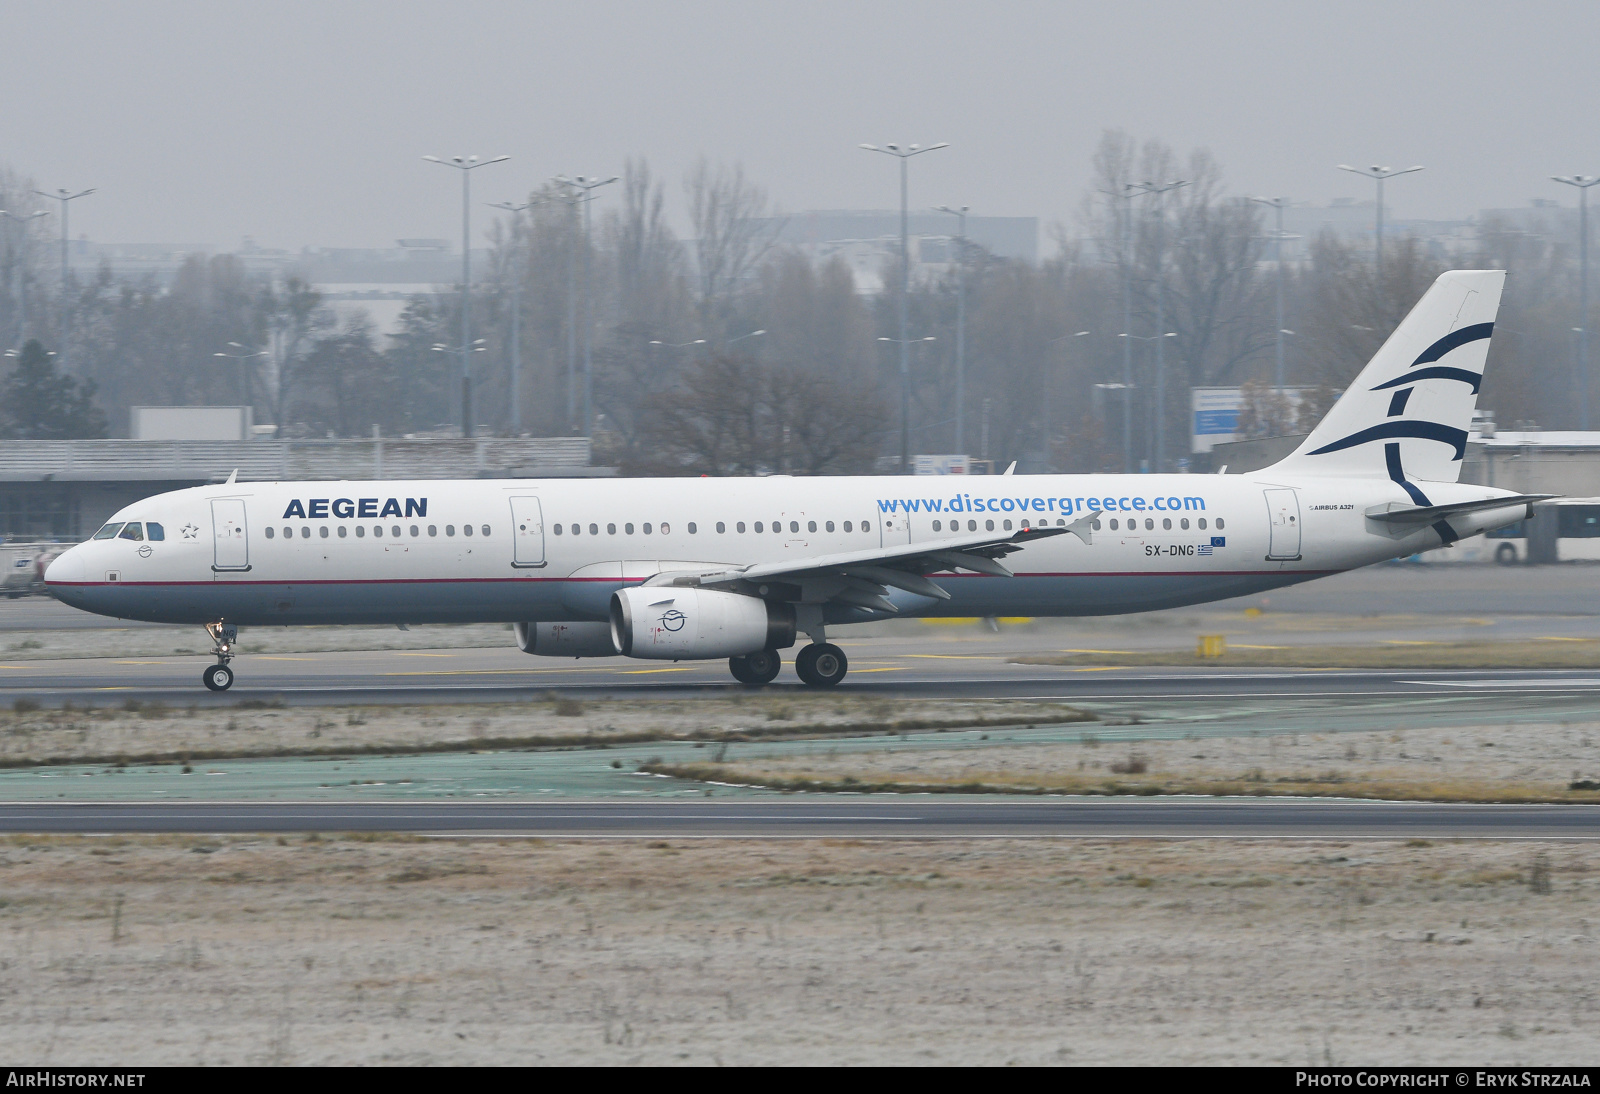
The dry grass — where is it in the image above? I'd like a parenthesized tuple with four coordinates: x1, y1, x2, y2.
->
(0, 835, 1595, 1065)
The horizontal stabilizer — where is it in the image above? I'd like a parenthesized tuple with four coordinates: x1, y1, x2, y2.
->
(1364, 494, 1554, 525)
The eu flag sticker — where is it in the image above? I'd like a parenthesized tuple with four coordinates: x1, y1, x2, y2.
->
(1211, 536, 1226, 547)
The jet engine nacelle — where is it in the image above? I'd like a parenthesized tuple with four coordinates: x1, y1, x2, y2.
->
(513, 620, 619, 657)
(609, 586, 796, 660)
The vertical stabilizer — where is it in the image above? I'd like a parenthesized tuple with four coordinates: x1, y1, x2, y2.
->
(1271, 270, 1504, 484)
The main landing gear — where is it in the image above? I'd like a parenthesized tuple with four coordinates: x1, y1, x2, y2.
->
(726, 643, 849, 687)
(728, 649, 782, 685)
(203, 622, 237, 691)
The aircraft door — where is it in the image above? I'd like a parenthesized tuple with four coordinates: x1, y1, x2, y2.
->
(211, 499, 250, 572)
(1264, 488, 1302, 560)
(879, 512, 912, 547)
(510, 496, 546, 568)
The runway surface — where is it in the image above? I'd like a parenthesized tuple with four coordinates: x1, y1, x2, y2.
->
(2, 798, 1597, 836)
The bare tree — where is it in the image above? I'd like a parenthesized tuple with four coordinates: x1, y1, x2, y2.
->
(684, 157, 783, 322)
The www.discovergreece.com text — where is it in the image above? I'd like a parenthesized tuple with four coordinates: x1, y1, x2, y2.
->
(876, 493, 1209, 516)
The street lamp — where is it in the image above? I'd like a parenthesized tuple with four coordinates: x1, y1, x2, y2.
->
(878, 335, 937, 471)
(1336, 164, 1424, 284)
(0, 209, 48, 347)
(1553, 175, 1600, 430)
(213, 342, 267, 407)
(1119, 331, 1177, 471)
(422, 154, 510, 437)
(648, 339, 707, 349)
(861, 142, 950, 471)
(935, 205, 969, 454)
(489, 200, 536, 435)
(1251, 197, 1301, 393)
(29, 187, 95, 357)
(554, 174, 619, 437)
(727, 328, 766, 346)
(1127, 180, 1187, 472)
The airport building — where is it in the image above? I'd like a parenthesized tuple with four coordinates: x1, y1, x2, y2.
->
(0, 435, 603, 542)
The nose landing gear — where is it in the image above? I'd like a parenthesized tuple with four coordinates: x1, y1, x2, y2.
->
(203, 622, 237, 691)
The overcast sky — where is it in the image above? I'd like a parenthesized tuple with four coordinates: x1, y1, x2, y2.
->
(3, 0, 1596, 253)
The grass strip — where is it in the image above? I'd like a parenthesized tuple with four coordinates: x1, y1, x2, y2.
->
(639, 761, 1600, 805)
(1012, 640, 1600, 670)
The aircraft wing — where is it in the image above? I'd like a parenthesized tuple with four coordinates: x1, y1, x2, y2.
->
(643, 526, 1070, 613)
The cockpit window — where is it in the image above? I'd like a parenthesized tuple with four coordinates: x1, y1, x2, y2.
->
(92, 523, 125, 540)
(118, 523, 145, 541)
(146, 522, 165, 541)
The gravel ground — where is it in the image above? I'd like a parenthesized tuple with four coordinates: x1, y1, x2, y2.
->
(0, 836, 1593, 1065)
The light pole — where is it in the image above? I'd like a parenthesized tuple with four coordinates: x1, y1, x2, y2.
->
(30, 187, 95, 356)
(935, 205, 968, 454)
(878, 335, 937, 469)
(860, 142, 950, 471)
(1250, 197, 1301, 392)
(1118, 331, 1177, 470)
(1336, 164, 1423, 286)
(1553, 175, 1600, 430)
(1100, 186, 1138, 473)
(648, 338, 707, 350)
(0, 209, 47, 347)
(213, 342, 267, 408)
(727, 328, 766, 348)
(1127, 179, 1187, 471)
(1041, 331, 1090, 471)
(555, 175, 619, 437)
(489, 200, 535, 435)
(423, 154, 510, 437)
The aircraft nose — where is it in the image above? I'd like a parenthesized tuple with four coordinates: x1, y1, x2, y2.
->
(44, 548, 85, 589)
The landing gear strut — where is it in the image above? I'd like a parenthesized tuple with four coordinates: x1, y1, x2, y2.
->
(794, 643, 848, 687)
(203, 622, 237, 692)
(729, 649, 782, 685)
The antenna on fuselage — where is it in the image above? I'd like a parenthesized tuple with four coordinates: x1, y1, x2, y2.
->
(224, 469, 237, 485)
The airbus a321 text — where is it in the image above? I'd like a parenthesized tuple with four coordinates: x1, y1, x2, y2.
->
(47, 271, 1541, 691)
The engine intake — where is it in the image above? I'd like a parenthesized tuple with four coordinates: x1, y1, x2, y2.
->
(609, 587, 795, 660)
(513, 621, 618, 657)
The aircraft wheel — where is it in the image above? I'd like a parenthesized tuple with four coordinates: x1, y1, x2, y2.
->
(1495, 542, 1518, 565)
(730, 649, 782, 685)
(795, 643, 847, 687)
(203, 664, 234, 692)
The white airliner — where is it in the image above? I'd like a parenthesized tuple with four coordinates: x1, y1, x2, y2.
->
(46, 270, 1542, 692)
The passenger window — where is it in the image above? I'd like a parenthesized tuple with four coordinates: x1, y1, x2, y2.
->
(1021, 519, 1030, 529)
(660, 523, 670, 534)
(1003, 520, 1012, 531)
(589, 524, 598, 536)
(446, 525, 455, 536)
(625, 523, 634, 535)
(463, 524, 473, 537)
(807, 521, 816, 533)
(428, 526, 436, 537)
(283, 526, 292, 538)
(862, 522, 870, 532)
(1056, 518, 1065, 526)
(716, 522, 726, 533)
(932, 520, 942, 532)
(826, 521, 835, 532)
(1198, 518, 1207, 530)
(736, 522, 746, 533)
(356, 526, 366, 538)
(410, 525, 419, 537)
(607, 523, 616, 535)
(1162, 518, 1171, 530)
(299, 527, 308, 538)
(392, 525, 402, 537)
(754, 522, 763, 533)
(985, 519, 994, 531)
(146, 522, 165, 541)
(1180, 518, 1189, 530)
(790, 521, 799, 533)
(774, 522, 783, 534)
(118, 523, 144, 541)
(1109, 519, 1119, 530)
(482, 525, 490, 536)
(643, 523, 652, 535)
(265, 527, 275, 539)
(320, 526, 330, 538)
(92, 523, 124, 540)
(374, 526, 384, 537)
(688, 523, 696, 534)
(554, 524, 564, 535)
(1091, 520, 1102, 531)
(1144, 518, 1154, 531)
(340, 526, 349, 538)
(1216, 518, 1225, 530)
